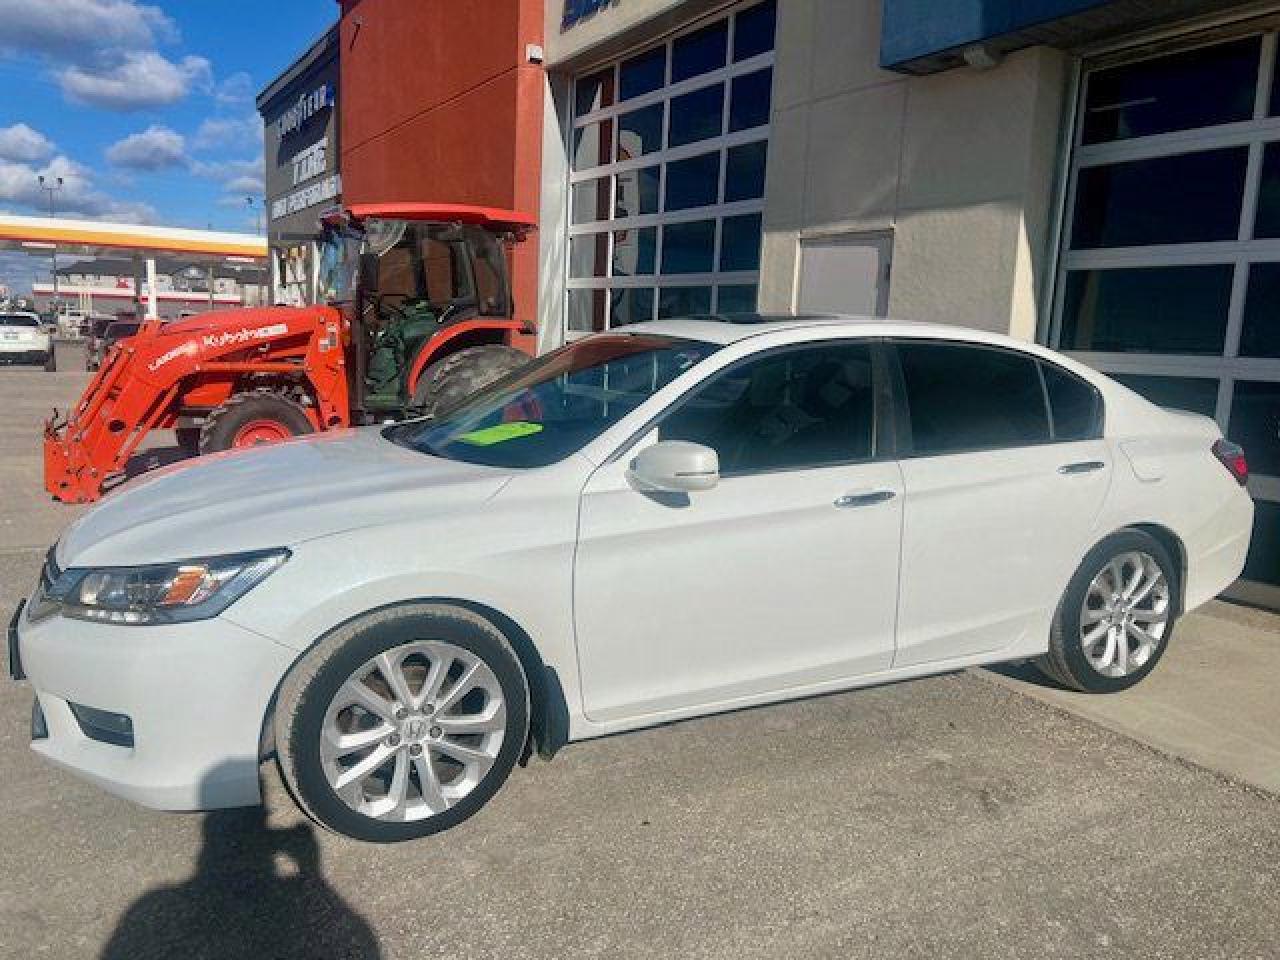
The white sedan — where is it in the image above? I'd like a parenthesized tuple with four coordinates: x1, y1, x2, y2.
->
(10, 316, 1254, 842)
(0, 312, 54, 369)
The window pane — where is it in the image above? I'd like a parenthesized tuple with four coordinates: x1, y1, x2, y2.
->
(730, 68, 772, 132)
(661, 220, 716, 273)
(898, 343, 1050, 454)
(571, 177, 611, 224)
(669, 83, 725, 148)
(1059, 266, 1233, 355)
(568, 288, 608, 333)
(1083, 37, 1259, 145)
(570, 233, 610, 279)
(1241, 262, 1280, 358)
(665, 151, 721, 211)
(617, 104, 664, 160)
(1250, 143, 1280, 238)
(660, 342, 875, 472)
(620, 46, 666, 100)
(614, 165, 660, 217)
(659, 285, 712, 318)
(1242, 501, 1280, 587)
(1109, 373, 1219, 416)
(611, 287, 655, 326)
(1071, 148, 1247, 249)
(717, 284, 758, 313)
(672, 21, 727, 83)
(572, 119, 614, 171)
(1228, 381, 1280, 476)
(720, 213, 762, 271)
(575, 68, 615, 117)
(1041, 362, 1103, 441)
(733, 0, 776, 62)
(725, 141, 768, 201)
(613, 227, 656, 276)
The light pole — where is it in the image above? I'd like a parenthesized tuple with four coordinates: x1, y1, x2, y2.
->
(246, 195, 263, 235)
(37, 175, 63, 315)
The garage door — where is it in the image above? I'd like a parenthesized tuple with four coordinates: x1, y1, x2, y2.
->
(1051, 27, 1280, 607)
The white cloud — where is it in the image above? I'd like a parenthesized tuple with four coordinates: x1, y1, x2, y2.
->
(215, 71, 254, 105)
(0, 0, 176, 62)
(0, 153, 156, 222)
(223, 175, 264, 196)
(105, 124, 186, 171)
(60, 51, 212, 110)
(0, 124, 56, 163)
(193, 114, 263, 152)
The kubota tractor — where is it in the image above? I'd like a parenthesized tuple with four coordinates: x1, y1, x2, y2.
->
(44, 203, 536, 503)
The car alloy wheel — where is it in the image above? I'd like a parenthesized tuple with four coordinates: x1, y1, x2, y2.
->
(319, 641, 507, 822)
(1078, 551, 1170, 679)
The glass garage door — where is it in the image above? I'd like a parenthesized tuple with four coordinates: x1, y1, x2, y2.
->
(566, 0, 775, 334)
(1052, 28, 1280, 607)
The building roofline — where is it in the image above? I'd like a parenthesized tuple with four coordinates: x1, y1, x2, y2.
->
(256, 22, 340, 111)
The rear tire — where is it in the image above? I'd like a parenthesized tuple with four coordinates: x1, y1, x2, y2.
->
(1035, 530, 1179, 693)
(411, 345, 528, 418)
(274, 603, 529, 843)
(198, 391, 314, 454)
(42, 350, 56, 372)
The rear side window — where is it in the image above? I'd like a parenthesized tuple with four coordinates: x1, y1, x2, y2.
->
(896, 341, 1049, 455)
(1040, 361, 1103, 441)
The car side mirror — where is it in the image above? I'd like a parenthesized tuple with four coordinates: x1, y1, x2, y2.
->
(358, 252, 380, 296)
(626, 441, 720, 494)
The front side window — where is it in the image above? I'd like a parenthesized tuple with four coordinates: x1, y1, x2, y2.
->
(658, 342, 876, 474)
(386, 335, 717, 467)
(896, 342, 1049, 455)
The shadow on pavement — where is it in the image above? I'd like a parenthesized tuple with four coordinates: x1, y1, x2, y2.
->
(985, 660, 1063, 689)
(101, 793, 381, 960)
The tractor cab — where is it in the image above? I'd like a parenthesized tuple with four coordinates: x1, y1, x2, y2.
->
(318, 204, 534, 418)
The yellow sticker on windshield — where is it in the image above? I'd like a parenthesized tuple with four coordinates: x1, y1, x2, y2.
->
(457, 421, 544, 446)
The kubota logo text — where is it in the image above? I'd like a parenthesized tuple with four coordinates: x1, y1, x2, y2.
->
(202, 323, 290, 350)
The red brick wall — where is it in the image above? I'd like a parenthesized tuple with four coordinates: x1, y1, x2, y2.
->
(338, 0, 544, 332)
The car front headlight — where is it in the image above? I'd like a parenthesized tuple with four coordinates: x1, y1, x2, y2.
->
(34, 549, 289, 625)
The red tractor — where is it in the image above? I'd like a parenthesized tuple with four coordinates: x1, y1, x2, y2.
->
(44, 203, 536, 503)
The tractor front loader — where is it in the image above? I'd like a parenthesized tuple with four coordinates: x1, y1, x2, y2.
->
(44, 204, 536, 503)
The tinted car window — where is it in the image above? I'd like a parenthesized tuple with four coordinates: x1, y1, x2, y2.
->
(0, 315, 40, 328)
(658, 342, 876, 474)
(1041, 361, 1103, 441)
(896, 342, 1049, 455)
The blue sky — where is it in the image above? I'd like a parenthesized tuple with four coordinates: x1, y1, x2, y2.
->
(0, 0, 335, 237)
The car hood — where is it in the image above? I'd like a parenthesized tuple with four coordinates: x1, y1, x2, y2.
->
(56, 428, 512, 568)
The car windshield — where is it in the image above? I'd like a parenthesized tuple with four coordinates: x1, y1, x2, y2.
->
(0, 315, 39, 328)
(385, 334, 719, 467)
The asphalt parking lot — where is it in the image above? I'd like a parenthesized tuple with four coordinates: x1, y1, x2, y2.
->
(2, 344, 1278, 959)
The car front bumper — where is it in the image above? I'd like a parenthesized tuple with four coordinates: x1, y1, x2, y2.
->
(12, 601, 299, 811)
(0, 342, 50, 361)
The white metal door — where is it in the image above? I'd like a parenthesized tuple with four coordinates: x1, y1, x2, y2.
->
(797, 231, 892, 317)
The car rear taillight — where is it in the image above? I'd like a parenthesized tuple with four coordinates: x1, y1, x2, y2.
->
(1212, 439, 1249, 486)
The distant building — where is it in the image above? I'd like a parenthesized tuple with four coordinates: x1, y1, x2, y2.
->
(33, 256, 268, 320)
(257, 25, 341, 306)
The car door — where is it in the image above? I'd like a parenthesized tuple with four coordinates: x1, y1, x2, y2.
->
(889, 340, 1112, 668)
(573, 339, 904, 724)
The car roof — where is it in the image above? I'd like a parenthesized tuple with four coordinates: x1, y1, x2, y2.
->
(620, 314, 1034, 350)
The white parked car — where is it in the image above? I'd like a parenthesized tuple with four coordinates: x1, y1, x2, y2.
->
(0, 312, 54, 369)
(9, 316, 1253, 842)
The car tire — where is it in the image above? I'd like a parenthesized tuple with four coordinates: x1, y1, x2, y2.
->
(42, 350, 56, 372)
(198, 391, 314, 453)
(175, 427, 201, 457)
(411, 345, 528, 418)
(1035, 530, 1179, 693)
(274, 603, 530, 843)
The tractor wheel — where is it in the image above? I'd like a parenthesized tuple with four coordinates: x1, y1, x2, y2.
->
(411, 345, 529, 418)
(199, 391, 315, 454)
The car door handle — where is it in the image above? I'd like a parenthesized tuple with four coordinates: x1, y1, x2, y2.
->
(1058, 460, 1106, 475)
(834, 490, 897, 508)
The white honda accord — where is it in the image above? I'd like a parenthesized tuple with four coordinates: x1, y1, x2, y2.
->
(9, 316, 1253, 842)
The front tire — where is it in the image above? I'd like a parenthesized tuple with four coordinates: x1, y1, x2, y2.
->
(1036, 530, 1178, 693)
(198, 391, 314, 454)
(274, 604, 529, 843)
(411, 345, 529, 418)
(42, 350, 56, 372)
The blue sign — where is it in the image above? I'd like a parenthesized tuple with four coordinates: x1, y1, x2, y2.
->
(563, 0, 613, 28)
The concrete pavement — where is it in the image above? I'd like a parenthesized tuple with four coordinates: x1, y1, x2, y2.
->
(1, 346, 1278, 959)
